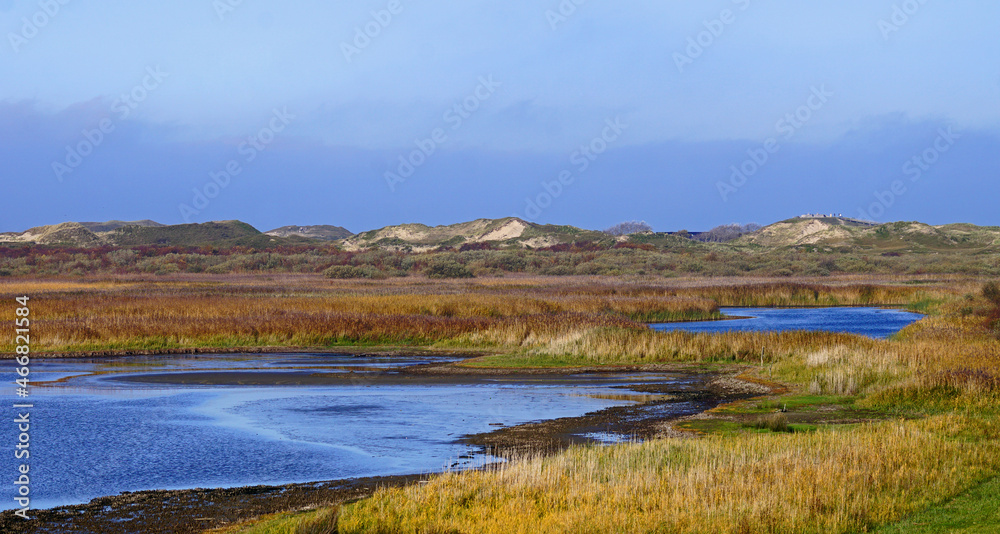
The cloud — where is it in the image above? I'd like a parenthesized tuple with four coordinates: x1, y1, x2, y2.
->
(1, 101, 997, 233)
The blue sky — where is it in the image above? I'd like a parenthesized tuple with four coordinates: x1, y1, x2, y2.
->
(2, 0, 998, 233)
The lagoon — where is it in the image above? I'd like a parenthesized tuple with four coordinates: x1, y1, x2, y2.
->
(0, 353, 700, 510)
(651, 307, 923, 338)
(3, 307, 924, 511)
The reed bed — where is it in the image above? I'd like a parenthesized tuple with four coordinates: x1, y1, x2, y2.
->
(335, 276, 999, 533)
(338, 417, 1000, 534)
(5, 274, 998, 533)
(0, 276, 717, 352)
(0, 275, 961, 354)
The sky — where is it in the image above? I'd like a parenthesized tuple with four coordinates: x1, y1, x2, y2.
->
(2, 0, 998, 233)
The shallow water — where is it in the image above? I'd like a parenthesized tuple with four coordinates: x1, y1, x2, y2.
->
(0, 353, 687, 510)
(651, 307, 923, 338)
(4, 308, 921, 510)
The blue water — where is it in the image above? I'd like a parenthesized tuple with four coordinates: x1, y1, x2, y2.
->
(651, 307, 923, 338)
(0, 354, 686, 510)
(0, 308, 922, 510)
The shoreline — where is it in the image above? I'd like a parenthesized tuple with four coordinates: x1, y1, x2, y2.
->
(0, 345, 494, 360)
(0, 304, 925, 361)
(0, 364, 772, 534)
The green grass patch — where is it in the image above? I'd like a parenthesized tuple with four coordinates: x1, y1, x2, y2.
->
(459, 353, 603, 368)
(631, 309, 723, 323)
(858, 385, 964, 414)
(712, 394, 854, 415)
(907, 296, 945, 315)
(227, 507, 339, 534)
(761, 394, 855, 411)
(675, 419, 746, 435)
(874, 476, 1000, 534)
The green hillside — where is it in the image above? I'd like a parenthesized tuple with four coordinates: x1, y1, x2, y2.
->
(108, 221, 271, 247)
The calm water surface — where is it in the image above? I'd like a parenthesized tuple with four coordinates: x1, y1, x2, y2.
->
(651, 307, 923, 338)
(3, 308, 922, 510)
(0, 354, 691, 510)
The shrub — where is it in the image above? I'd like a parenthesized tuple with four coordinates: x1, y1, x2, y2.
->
(695, 223, 762, 243)
(323, 265, 385, 279)
(107, 249, 139, 266)
(205, 263, 232, 274)
(541, 265, 575, 276)
(984, 282, 1000, 336)
(983, 281, 1000, 306)
(604, 221, 653, 236)
(749, 412, 792, 433)
(424, 260, 474, 279)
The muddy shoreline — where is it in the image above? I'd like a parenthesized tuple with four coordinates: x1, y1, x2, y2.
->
(0, 345, 487, 360)
(0, 359, 770, 534)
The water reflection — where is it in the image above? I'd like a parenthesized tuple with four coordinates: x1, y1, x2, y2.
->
(0, 353, 680, 510)
(651, 307, 923, 338)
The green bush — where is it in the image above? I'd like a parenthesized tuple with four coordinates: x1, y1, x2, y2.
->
(323, 265, 385, 279)
(424, 260, 474, 279)
(983, 282, 1000, 306)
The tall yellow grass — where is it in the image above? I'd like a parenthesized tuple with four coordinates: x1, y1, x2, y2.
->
(1, 275, 958, 354)
(339, 416, 1000, 534)
(0, 276, 719, 352)
(329, 276, 1000, 533)
(5, 274, 997, 533)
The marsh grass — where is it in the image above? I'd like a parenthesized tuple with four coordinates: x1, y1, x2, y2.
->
(6, 275, 952, 355)
(4, 274, 997, 533)
(215, 507, 338, 534)
(873, 475, 1000, 533)
(0, 276, 720, 353)
(331, 277, 1000, 533)
(338, 417, 1000, 534)
(747, 412, 792, 433)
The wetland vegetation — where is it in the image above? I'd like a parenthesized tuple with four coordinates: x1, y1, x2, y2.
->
(2, 273, 998, 533)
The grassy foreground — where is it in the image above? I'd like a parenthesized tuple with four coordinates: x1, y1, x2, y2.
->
(331, 292, 1000, 533)
(199, 275, 998, 534)
(338, 417, 997, 533)
(2, 274, 998, 533)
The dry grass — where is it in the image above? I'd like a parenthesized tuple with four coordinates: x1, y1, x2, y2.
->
(0, 275, 717, 353)
(330, 276, 1000, 534)
(209, 507, 338, 534)
(4, 273, 998, 533)
(338, 417, 1000, 534)
(0, 274, 960, 355)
